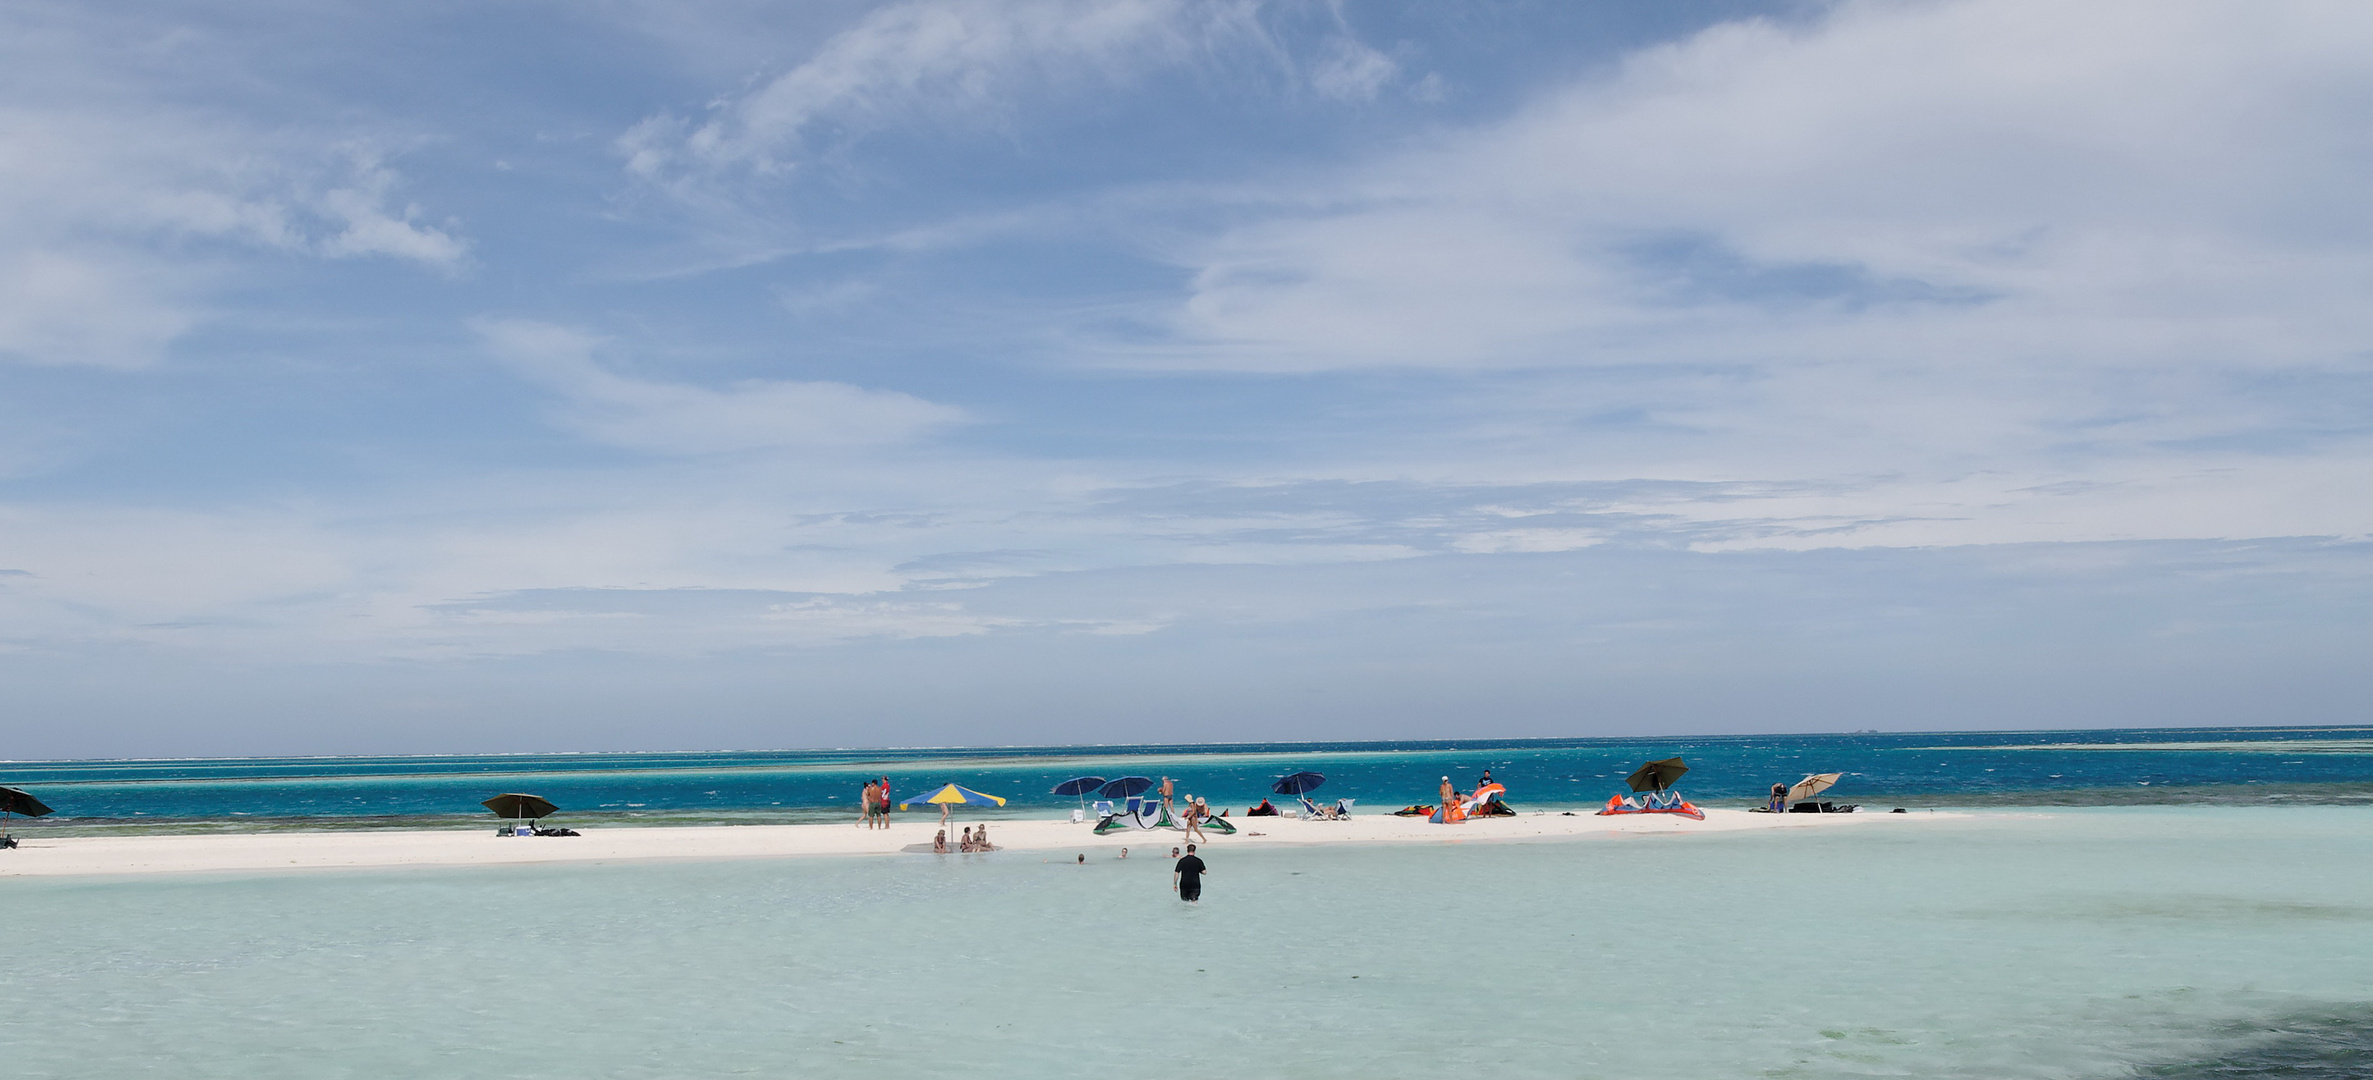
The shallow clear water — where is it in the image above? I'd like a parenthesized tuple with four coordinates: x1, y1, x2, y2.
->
(7, 806, 2372, 1078)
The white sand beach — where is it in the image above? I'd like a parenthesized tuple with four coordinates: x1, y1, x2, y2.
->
(0, 807, 1928, 878)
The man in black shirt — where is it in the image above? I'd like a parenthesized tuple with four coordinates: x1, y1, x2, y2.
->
(1173, 843, 1207, 903)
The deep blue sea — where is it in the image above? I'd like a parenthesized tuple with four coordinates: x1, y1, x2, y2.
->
(7, 725, 2371, 832)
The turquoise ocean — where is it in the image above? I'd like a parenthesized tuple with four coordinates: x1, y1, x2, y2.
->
(7, 726, 2373, 1078)
(6, 724, 2373, 832)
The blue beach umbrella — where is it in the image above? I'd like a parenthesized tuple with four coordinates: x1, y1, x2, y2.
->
(1099, 776, 1154, 800)
(1051, 776, 1106, 814)
(1271, 772, 1326, 796)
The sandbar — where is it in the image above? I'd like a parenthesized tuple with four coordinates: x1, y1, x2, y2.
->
(0, 808, 1930, 879)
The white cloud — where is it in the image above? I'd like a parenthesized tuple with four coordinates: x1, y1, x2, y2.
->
(0, 9, 468, 367)
(476, 319, 964, 454)
(0, 248, 193, 369)
(621, 0, 1264, 184)
(1308, 35, 1397, 101)
(1141, 0, 2373, 375)
(314, 152, 468, 265)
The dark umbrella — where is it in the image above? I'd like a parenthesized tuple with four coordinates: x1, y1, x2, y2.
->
(1, 786, 52, 843)
(1625, 758, 1690, 793)
(1271, 772, 1326, 796)
(482, 793, 557, 833)
(1099, 776, 1153, 800)
(1051, 776, 1106, 814)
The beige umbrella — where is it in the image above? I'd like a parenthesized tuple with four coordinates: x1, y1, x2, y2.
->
(1785, 773, 1842, 803)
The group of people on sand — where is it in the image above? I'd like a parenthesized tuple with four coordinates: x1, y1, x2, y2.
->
(1154, 776, 1218, 842)
(1437, 768, 1496, 814)
(932, 823, 993, 853)
(857, 777, 895, 829)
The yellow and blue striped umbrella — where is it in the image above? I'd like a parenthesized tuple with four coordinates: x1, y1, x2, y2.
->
(898, 783, 1006, 809)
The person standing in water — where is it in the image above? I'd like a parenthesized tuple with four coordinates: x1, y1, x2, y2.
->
(1173, 844, 1207, 903)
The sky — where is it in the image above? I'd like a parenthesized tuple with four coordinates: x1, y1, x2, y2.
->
(2, 0, 2370, 758)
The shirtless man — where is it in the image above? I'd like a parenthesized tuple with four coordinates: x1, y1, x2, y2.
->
(1182, 796, 1207, 843)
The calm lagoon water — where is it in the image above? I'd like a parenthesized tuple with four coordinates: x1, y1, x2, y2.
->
(8, 806, 2373, 1078)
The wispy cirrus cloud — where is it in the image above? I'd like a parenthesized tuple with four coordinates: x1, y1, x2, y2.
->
(476, 318, 963, 454)
(0, 3, 466, 368)
(621, 0, 1264, 180)
(1141, 0, 2373, 377)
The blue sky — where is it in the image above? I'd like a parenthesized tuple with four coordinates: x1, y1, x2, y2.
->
(3, 0, 2370, 756)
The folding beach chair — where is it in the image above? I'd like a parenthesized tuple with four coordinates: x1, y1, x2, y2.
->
(1299, 795, 1352, 820)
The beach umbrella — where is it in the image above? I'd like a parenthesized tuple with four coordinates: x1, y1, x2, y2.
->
(0, 786, 52, 841)
(902, 783, 1008, 838)
(1271, 772, 1326, 796)
(1099, 776, 1153, 800)
(1625, 758, 1690, 793)
(900, 784, 1007, 808)
(481, 793, 557, 831)
(1051, 776, 1106, 814)
(1786, 773, 1842, 803)
(0, 786, 51, 818)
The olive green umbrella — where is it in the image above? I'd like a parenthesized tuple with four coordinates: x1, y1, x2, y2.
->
(1, 786, 52, 843)
(1625, 758, 1690, 793)
(481, 793, 557, 831)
